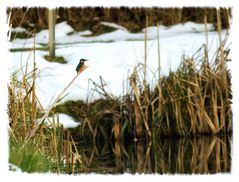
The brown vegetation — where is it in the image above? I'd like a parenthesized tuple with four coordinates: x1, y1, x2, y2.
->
(9, 7, 230, 34)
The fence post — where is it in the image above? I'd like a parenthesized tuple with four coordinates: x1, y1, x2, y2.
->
(48, 8, 56, 58)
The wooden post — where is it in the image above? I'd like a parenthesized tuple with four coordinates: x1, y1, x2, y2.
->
(48, 8, 56, 58)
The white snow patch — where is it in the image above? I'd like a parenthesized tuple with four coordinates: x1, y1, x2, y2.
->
(9, 163, 22, 172)
(55, 21, 74, 36)
(78, 30, 92, 36)
(10, 27, 28, 32)
(144, 22, 215, 39)
(43, 113, 80, 129)
(100, 21, 128, 31)
(10, 21, 215, 47)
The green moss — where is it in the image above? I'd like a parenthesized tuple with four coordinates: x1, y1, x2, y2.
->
(85, 24, 117, 37)
(10, 31, 32, 41)
(53, 100, 87, 121)
(67, 31, 76, 35)
(44, 55, 67, 64)
(58, 40, 114, 44)
(79, 40, 114, 43)
(9, 47, 48, 52)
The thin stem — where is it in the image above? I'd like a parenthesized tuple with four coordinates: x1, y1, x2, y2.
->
(25, 66, 88, 143)
(157, 23, 161, 81)
(144, 15, 148, 89)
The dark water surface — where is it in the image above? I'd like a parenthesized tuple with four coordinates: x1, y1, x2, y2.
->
(75, 135, 231, 174)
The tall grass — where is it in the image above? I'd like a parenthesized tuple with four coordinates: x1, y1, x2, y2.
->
(127, 43, 231, 137)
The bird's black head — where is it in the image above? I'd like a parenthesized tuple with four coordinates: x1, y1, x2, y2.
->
(80, 58, 88, 63)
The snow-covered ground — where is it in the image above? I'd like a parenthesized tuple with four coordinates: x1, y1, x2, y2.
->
(11, 21, 216, 47)
(9, 21, 229, 128)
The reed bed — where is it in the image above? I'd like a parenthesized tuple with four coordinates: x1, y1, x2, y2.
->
(48, 12, 232, 173)
(150, 44, 231, 136)
(59, 11, 232, 144)
(64, 38, 231, 145)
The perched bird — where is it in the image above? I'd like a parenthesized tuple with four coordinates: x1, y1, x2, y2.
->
(76, 59, 88, 73)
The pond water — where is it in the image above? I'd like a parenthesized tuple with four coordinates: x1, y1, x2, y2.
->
(74, 135, 231, 174)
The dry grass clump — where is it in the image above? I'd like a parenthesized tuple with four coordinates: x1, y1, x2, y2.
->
(154, 47, 231, 136)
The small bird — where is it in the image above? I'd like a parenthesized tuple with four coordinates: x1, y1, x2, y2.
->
(76, 59, 88, 73)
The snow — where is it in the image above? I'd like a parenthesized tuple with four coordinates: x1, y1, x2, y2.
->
(10, 27, 28, 33)
(145, 22, 215, 40)
(42, 113, 80, 128)
(100, 21, 128, 31)
(9, 21, 229, 127)
(78, 30, 92, 36)
(11, 21, 216, 46)
(9, 163, 22, 172)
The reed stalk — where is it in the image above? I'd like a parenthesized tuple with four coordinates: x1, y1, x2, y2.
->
(25, 65, 88, 143)
(157, 23, 161, 80)
(144, 15, 148, 88)
(216, 8, 229, 133)
(204, 12, 209, 65)
(156, 23, 162, 129)
(31, 29, 37, 128)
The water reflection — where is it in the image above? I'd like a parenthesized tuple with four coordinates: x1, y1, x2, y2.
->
(78, 136, 231, 174)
